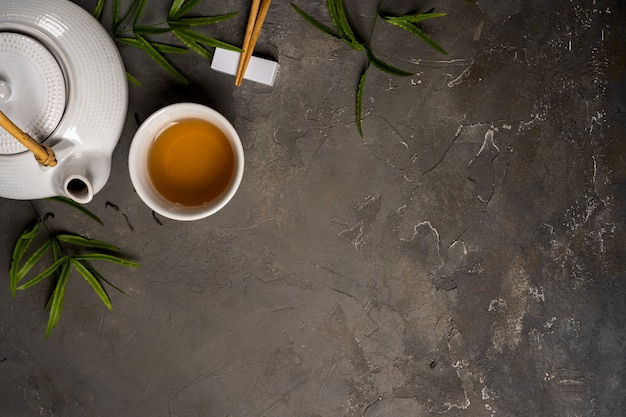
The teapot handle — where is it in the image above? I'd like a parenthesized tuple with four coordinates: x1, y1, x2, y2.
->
(0, 110, 58, 167)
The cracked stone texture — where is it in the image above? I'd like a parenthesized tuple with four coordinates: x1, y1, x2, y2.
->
(1, 0, 625, 416)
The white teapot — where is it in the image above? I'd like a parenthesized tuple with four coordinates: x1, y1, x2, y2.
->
(0, 0, 127, 203)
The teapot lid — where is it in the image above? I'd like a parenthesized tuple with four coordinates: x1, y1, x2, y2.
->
(0, 32, 66, 155)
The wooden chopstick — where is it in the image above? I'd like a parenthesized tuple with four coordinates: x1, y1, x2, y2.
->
(0, 110, 57, 167)
(235, 0, 272, 86)
(235, 0, 260, 86)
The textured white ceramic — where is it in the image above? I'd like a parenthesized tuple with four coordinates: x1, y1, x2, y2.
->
(0, 33, 66, 154)
(129, 103, 245, 221)
(0, 0, 127, 203)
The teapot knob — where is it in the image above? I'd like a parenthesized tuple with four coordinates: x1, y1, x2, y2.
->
(0, 80, 11, 103)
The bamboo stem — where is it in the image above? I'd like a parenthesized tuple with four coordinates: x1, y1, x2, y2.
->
(0, 110, 57, 167)
(235, 0, 272, 86)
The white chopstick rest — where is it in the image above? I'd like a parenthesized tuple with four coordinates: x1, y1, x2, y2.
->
(211, 47, 279, 87)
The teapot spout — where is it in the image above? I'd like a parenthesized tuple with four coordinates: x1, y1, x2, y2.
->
(54, 151, 111, 204)
(63, 175, 94, 204)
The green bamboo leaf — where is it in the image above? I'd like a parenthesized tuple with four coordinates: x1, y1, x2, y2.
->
(118, 37, 188, 54)
(133, 26, 173, 35)
(52, 238, 63, 262)
(134, 0, 147, 25)
(84, 263, 129, 297)
(380, 12, 447, 24)
(136, 34, 189, 83)
(173, 30, 213, 60)
(118, 37, 141, 48)
(45, 292, 53, 310)
(93, 0, 105, 20)
(356, 64, 369, 138)
(44, 240, 64, 311)
(168, 12, 238, 27)
(45, 240, 63, 311)
(154, 43, 188, 54)
(113, 0, 120, 30)
(16, 256, 69, 291)
(46, 196, 103, 225)
(366, 48, 414, 77)
(168, 0, 186, 19)
(55, 234, 120, 252)
(116, 0, 141, 32)
(127, 72, 142, 86)
(290, 3, 342, 40)
(74, 254, 140, 268)
(46, 260, 70, 338)
(382, 18, 448, 55)
(16, 239, 53, 283)
(170, 0, 202, 20)
(9, 220, 41, 296)
(327, 0, 342, 36)
(71, 259, 113, 311)
(173, 28, 242, 52)
(335, 0, 364, 50)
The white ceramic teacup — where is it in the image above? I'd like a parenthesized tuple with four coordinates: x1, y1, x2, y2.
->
(129, 103, 244, 221)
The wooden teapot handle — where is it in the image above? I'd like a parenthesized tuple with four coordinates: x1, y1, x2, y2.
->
(0, 110, 57, 167)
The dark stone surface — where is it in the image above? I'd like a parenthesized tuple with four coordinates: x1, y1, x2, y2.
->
(1, 0, 625, 416)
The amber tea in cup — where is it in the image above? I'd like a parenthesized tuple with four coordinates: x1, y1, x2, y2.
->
(147, 118, 235, 206)
(129, 103, 244, 221)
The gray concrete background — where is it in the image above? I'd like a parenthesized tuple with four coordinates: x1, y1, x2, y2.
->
(1, 0, 625, 416)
